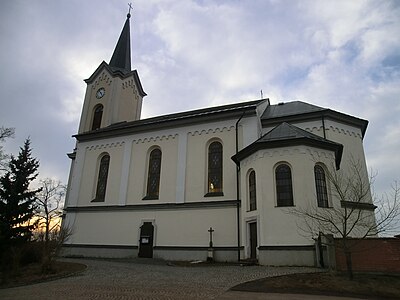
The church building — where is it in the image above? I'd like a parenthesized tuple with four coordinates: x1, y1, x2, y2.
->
(62, 12, 375, 266)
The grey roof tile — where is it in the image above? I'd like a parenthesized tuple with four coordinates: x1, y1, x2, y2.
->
(109, 14, 131, 72)
(232, 122, 343, 169)
(261, 101, 325, 119)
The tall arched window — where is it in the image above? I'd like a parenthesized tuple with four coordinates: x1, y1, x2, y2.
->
(91, 104, 103, 130)
(249, 170, 257, 211)
(315, 165, 329, 207)
(275, 164, 294, 206)
(93, 154, 110, 202)
(207, 141, 223, 195)
(145, 148, 162, 199)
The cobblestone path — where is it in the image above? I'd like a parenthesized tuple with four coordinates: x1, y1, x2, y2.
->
(0, 258, 318, 299)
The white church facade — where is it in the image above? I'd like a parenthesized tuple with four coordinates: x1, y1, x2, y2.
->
(62, 13, 375, 266)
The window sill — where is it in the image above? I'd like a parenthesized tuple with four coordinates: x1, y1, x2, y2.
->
(91, 198, 105, 203)
(204, 192, 224, 197)
(142, 195, 159, 200)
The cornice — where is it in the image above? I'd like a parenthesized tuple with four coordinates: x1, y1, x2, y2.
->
(133, 134, 178, 144)
(74, 101, 260, 142)
(240, 146, 335, 168)
(84, 61, 146, 97)
(188, 125, 235, 136)
(65, 200, 239, 212)
(86, 141, 125, 151)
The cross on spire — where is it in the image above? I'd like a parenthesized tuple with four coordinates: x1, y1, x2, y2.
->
(128, 3, 133, 17)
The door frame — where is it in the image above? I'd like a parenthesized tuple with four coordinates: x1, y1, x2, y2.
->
(245, 217, 259, 260)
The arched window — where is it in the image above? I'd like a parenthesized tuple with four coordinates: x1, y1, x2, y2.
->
(249, 170, 257, 211)
(275, 164, 293, 206)
(207, 141, 223, 195)
(94, 154, 110, 202)
(315, 165, 329, 207)
(145, 148, 162, 199)
(91, 104, 103, 130)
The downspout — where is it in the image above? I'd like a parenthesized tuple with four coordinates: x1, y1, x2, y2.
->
(235, 111, 245, 262)
(322, 115, 326, 139)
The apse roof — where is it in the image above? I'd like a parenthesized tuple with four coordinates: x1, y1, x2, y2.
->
(261, 101, 368, 137)
(232, 122, 343, 169)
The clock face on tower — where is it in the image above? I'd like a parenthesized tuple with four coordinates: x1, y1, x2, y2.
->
(96, 87, 105, 99)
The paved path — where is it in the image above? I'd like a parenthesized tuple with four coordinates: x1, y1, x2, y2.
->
(218, 291, 366, 300)
(0, 258, 362, 299)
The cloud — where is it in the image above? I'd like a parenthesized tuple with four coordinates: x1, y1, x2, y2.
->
(0, 0, 399, 204)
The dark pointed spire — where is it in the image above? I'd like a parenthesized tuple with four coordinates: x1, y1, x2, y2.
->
(109, 13, 131, 72)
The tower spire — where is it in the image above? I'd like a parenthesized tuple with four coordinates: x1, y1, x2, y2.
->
(109, 7, 132, 72)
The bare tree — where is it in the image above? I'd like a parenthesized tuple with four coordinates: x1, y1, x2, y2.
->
(35, 178, 66, 272)
(0, 126, 15, 173)
(289, 159, 400, 279)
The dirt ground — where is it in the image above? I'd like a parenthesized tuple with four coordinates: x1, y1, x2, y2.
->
(0, 261, 86, 288)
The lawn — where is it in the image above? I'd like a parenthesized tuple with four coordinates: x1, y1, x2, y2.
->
(231, 271, 400, 299)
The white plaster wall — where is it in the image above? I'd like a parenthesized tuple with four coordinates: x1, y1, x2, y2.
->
(68, 207, 237, 247)
(126, 134, 179, 204)
(185, 125, 236, 202)
(263, 119, 370, 202)
(79, 70, 113, 133)
(240, 146, 337, 250)
(78, 138, 125, 206)
(78, 69, 143, 134)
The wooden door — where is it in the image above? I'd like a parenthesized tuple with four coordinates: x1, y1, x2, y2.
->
(249, 222, 257, 260)
(138, 222, 154, 258)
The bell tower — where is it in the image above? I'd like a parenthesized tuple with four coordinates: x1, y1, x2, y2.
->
(78, 10, 146, 134)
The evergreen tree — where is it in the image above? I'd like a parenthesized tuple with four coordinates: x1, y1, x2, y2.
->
(0, 139, 41, 248)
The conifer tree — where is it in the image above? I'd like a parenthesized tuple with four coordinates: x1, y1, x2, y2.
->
(0, 139, 41, 248)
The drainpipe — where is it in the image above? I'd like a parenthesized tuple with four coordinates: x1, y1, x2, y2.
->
(322, 115, 326, 139)
(235, 111, 245, 262)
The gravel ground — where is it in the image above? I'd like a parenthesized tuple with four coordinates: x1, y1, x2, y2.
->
(0, 258, 319, 300)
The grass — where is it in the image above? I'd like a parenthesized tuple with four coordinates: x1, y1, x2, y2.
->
(231, 271, 400, 299)
(0, 261, 86, 289)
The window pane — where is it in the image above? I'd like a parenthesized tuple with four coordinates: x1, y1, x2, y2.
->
(208, 142, 223, 193)
(315, 165, 328, 207)
(249, 170, 257, 211)
(146, 149, 162, 198)
(95, 154, 110, 201)
(276, 164, 293, 206)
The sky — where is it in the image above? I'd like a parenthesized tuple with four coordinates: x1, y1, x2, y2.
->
(0, 1, 399, 205)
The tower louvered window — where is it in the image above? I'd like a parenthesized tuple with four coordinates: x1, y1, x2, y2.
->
(276, 164, 294, 206)
(92, 104, 103, 130)
(145, 148, 162, 199)
(94, 154, 110, 202)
